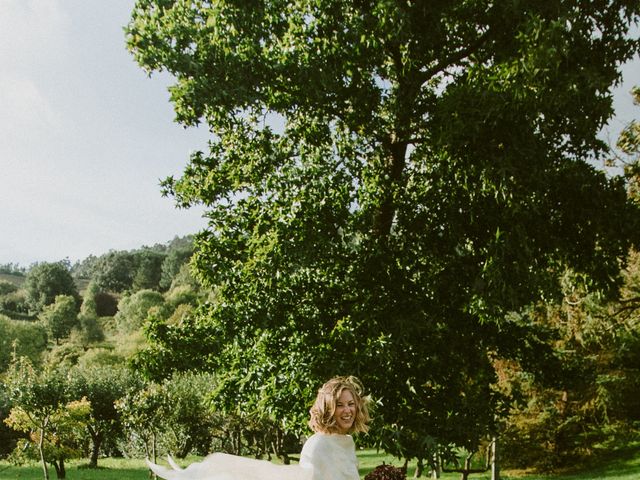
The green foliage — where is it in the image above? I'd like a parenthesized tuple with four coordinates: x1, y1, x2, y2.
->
(115, 381, 166, 460)
(77, 312, 105, 344)
(0, 290, 29, 317)
(159, 240, 194, 290)
(94, 292, 118, 317)
(40, 295, 79, 345)
(70, 255, 99, 281)
(127, 0, 640, 465)
(618, 86, 640, 158)
(0, 315, 47, 373)
(92, 251, 136, 294)
(0, 264, 26, 276)
(43, 339, 85, 370)
(155, 372, 218, 457)
(23, 262, 79, 314)
(0, 280, 17, 296)
(115, 289, 166, 333)
(617, 86, 640, 201)
(132, 249, 166, 291)
(500, 262, 640, 470)
(115, 372, 219, 459)
(75, 347, 125, 370)
(67, 366, 143, 468)
(499, 89, 640, 471)
(0, 382, 22, 458)
(80, 281, 99, 317)
(3, 358, 89, 480)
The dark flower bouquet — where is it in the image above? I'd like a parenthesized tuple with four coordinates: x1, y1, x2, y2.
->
(364, 464, 407, 480)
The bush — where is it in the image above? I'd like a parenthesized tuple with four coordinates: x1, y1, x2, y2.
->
(115, 289, 167, 333)
(0, 280, 18, 295)
(0, 289, 29, 315)
(0, 314, 47, 372)
(95, 291, 119, 317)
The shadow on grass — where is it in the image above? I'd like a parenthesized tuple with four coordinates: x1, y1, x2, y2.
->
(549, 443, 640, 480)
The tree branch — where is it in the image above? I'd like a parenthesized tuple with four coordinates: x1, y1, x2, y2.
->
(418, 28, 493, 85)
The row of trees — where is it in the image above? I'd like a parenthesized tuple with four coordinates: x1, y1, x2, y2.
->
(0, 235, 194, 320)
(0, 237, 212, 479)
(1, 358, 224, 480)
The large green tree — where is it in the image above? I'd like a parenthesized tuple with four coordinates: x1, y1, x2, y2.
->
(91, 251, 136, 293)
(126, 0, 640, 461)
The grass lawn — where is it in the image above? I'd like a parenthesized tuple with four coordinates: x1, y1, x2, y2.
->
(1, 447, 639, 480)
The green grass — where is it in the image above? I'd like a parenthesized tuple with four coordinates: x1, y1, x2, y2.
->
(0, 457, 145, 480)
(1, 447, 639, 480)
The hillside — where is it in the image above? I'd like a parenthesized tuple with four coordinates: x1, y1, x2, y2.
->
(0, 273, 25, 287)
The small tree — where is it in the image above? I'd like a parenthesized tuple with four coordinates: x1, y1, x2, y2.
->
(4, 358, 89, 480)
(156, 372, 217, 457)
(116, 382, 166, 462)
(68, 366, 142, 467)
(40, 295, 79, 344)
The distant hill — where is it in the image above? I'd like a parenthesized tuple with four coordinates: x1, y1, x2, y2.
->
(0, 273, 25, 287)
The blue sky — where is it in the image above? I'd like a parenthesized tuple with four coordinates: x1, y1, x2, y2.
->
(0, 1, 638, 267)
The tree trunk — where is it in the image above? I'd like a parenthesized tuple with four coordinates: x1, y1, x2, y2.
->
(460, 454, 474, 480)
(491, 437, 500, 480)
(430, 453, 441, 479)
(38, 424, 50, 480)
(52, 457, 66, 479)
(414, 458, 424, 478)
(88, 428, 102, 468)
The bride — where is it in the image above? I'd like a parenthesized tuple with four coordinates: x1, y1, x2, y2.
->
(147, 376, 371, 480)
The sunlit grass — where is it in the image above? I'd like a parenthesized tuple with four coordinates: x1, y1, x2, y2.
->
(1, 446, 639, 480)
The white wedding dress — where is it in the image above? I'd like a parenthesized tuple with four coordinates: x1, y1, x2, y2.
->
(147, 433, 360, 480)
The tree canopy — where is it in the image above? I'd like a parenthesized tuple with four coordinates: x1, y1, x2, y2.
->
(23, 262, 79, 314)
(126, 0, 640, 459)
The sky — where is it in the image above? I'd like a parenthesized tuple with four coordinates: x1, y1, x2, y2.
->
(0, 1, 639, 267)
(1, 0, 210, 266)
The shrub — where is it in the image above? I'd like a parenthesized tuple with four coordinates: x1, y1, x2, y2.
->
(0, 314, 47, 372)
(0, 280, 18, 295)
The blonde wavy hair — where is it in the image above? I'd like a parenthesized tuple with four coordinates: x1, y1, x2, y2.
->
(308, 376, 371, 434)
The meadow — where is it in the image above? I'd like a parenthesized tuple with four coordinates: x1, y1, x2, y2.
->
(1, 447, 639, 480)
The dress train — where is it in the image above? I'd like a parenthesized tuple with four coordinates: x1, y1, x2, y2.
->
(147, 453, 314, 480)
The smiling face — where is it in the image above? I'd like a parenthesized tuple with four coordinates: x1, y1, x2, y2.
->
(332, 388, 356, 434)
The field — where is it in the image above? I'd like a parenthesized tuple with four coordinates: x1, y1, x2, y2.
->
(1, 447, 640, 480)
(0, 273, 25, 287)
